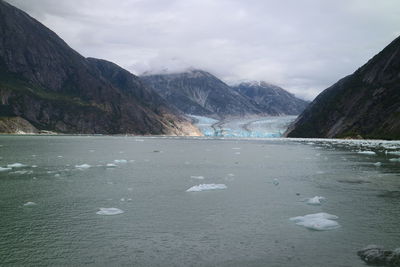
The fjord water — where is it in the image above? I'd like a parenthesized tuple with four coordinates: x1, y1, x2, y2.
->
(1, 136, 400, 266)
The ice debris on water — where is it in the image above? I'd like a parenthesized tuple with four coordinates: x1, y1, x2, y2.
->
(0, 167, 12, 172)
(389, 158, 400, 162)
(373, 162, 382, 167)
(357, 151, 376, 155)
(358, 245, 400, 266)
(114, 159, 127, 164)
(290, 212, 340, 231)
(186, 184, 227, 192)
(306, 196, 326, 205)
(106, 163, 117, 168)
(190, 175, 205, 180)
(273, 178, 279, 186)
(7, 163, 26, 168)
(75, 164, 91, 169)
(96, 207, 124, 215)
(23, 202, 37, 206)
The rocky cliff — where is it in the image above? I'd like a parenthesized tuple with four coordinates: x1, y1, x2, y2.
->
(0, 0, 199, 135)
(141, 70, 263, 119)
(286, 36, 400, 140)
(231, 81, 308, 115)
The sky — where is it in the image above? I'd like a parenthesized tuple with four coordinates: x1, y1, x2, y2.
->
(6, 0, 400, 100)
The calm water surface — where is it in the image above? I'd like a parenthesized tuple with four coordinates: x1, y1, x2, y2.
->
(0, 136, 399, 266)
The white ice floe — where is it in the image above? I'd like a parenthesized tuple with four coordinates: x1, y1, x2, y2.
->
(23, 202, 37, 206)
(389, 158, 400, 162)
(31, 165, 38, 168)
(114, 159, 127, 164)
(0, 167, 12, 172)
(357, 151, 376, 155)
(373, 162, 382, 167)
(106, 163, 117, 168)
(273, 178, 279, 186)
(190, 175, 205, 180)
(186, 184, 227, 192)
(306, 196, 326, 205)
(54, 174, 60, 177)
(96, 207, 124, 215)
(75, 164, 91, 169)
(387, 151, 400, 156)
(290, 212, 340, 231)
(7, 163, 26, 168)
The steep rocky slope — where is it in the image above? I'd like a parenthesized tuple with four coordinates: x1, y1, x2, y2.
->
(286, 36, 400, 139)
(231, 81, 308, 115)
(141, 70, 263, 119)
(0, 0, 198, 135)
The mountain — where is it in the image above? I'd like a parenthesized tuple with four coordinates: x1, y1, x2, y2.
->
(231, 81, 309, 115)
(0, 0, 199, 135)
(140, 70, 263, 118)
(286, 36, 400, 139)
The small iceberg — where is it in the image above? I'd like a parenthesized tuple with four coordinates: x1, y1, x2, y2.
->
(358, 151, 376, 155)
(23, 202, 37, 206)
(306, 196, 326, 205)
(96, 207, 124, 215)
(290, 212, 340, 231)
(0, 167, 12, 172)
(186, 184, 227, 192)
(106, 163, 117, 168)
(190, 175, 205, 180)
(75, 164, 91, 169)
(273, 178, 279, 186)
(373, 162, 382, 167)
(114, 159, 127, 164)
(7, 163, 26, 168)
(389, 158, 400, 162)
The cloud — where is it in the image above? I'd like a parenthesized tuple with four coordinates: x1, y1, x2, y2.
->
(6, 0, 400, 100)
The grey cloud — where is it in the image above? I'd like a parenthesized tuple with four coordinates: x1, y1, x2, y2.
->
(6, 0, 400, 100)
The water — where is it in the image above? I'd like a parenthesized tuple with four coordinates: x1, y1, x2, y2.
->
(1, 136, 400, 266)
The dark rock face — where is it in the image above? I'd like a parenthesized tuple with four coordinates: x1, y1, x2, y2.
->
(0, 0, 199, 135)
(141, 70, 263, 119)
(231, 81, 309, 115)
(358, 245, 400, 266)
(286, 36, 400, 139)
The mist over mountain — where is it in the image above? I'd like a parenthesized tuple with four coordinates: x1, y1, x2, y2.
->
(0, 0, 199, 135)
(286, 36, 400, 139)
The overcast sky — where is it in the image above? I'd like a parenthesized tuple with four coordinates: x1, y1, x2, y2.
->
(6, 0, 400, 100)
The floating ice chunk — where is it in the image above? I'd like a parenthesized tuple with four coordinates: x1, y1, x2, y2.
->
(358, 151, 376, 155)
(306, 196, 326, 205)
(12, 170, 29, 175)
(106, 163, 117, 168)
(190, 175, 205, 180)
(23, 202, 37, 206)
(273, 178, 279, 186)
(290, 212, 340, 231)
(54, 174, 60, 177)
(373, 162, 382, 167)
(387, 151, 400, 156)
(96, 207, 124, 215)
(0, 167, 12, 172)
(389, 158, 400, 162)
(75, 164, 91, 169)
(114, 159, 127, 164)
(358, 245, 400, 266)
(31, 165, 38, 168)
(57, 155, 63, 158)
(186, 184, 227, 192)
(120, 198, 125, 202)
(7, 163, 26, 168)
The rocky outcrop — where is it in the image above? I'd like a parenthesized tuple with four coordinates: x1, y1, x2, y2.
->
(231, 81, 308, 115)
(358, 245, 400, 266)
(286, 36, 400, 139)
(0, 0, 199, 135)
(141, 70, 263, 119)
(0, 116, 38, 134)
